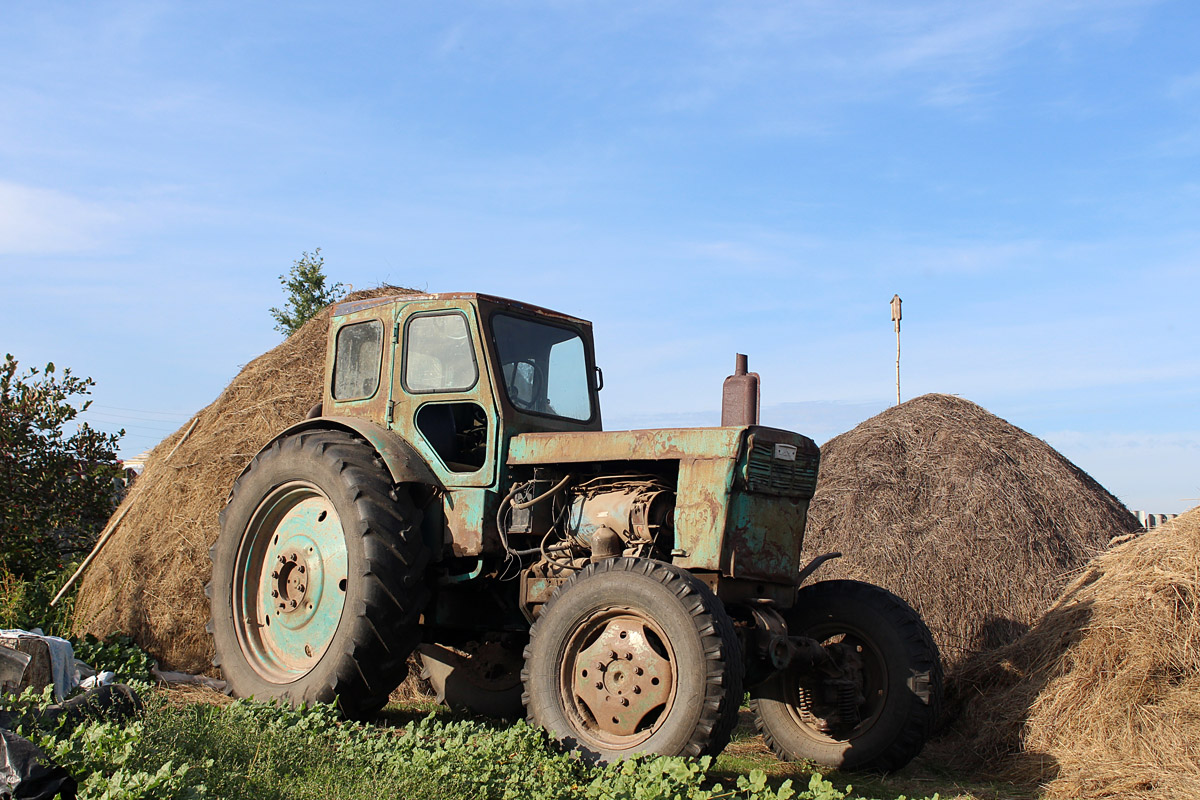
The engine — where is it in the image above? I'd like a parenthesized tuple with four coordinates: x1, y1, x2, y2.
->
(500, 473, 676, 593)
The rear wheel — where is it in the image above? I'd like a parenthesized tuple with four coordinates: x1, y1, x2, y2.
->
(750, 580, 942, 772)
(522, 558, 742, 761)
(418, 639, 525, 718)
(207, 429, 430, 718)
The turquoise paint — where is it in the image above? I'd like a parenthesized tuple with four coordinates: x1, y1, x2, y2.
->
(238, 490, 349, 681)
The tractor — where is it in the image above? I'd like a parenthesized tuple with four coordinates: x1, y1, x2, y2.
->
(207, 292, 941, 769)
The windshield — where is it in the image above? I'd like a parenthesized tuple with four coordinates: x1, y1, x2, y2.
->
(491, 314, 593, 421)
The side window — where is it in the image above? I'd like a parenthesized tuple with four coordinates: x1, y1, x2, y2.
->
(332, 320, 383, 401)
(404, 313, 478, 393)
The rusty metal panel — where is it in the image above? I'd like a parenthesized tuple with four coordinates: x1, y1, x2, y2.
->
(723, 492, 810, 583)
(508, 427, 744, 465)
(670, 456, 735, 572)
(443, 487, 488, 556)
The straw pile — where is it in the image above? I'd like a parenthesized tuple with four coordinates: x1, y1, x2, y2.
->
(73, 287, 413, 673)
(950, 506, 1200, 799)
(803, 394, 1139, 675)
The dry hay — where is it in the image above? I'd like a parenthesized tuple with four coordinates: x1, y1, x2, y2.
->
(803, 394, 1138, 676)
(948, 506, 1200, 799)
(72, 287, 414, 673)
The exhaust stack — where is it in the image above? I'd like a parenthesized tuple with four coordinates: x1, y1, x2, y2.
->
(721, 353, 760, 427)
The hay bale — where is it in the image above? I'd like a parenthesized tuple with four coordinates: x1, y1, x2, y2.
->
(72, 287, 414, 673)
(803, 394, 1138, 675)
(950, 506, 1200, 799)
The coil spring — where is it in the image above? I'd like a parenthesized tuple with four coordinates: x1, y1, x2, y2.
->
(836, 680, 860, 727)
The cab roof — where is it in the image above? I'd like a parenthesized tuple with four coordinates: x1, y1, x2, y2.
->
(331, 292, 591, 327)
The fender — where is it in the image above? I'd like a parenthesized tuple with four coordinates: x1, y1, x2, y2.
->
(235, 416, 443, 492)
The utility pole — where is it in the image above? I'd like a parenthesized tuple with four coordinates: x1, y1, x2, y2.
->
(890, 294, 902, 405)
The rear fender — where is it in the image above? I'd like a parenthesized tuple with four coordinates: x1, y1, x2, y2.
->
(233, 416, 443, 495)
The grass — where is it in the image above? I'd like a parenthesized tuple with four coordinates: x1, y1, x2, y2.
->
(5, 674, 1040, 800)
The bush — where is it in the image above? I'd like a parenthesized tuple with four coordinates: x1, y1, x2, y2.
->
(0, 563, 78, 636)
(0, 354, 123, 580)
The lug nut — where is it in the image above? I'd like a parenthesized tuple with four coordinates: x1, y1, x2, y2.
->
(290, 599, 298, 609)
(297, 585, 305, 593)
(271, 571, 279, 579)
(633, 686, 642, 694)
(634, 667, 643, 675)
(625, 653, 633, 660)
(298, 565, 305, 573)
(271, 590, 278, 598)
(620, 698, 630, 707)
(595, 681, 603, 690)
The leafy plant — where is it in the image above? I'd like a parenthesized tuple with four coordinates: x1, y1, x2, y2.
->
(3, 663, 941, 800)
(269, 248, 346, 335)
(73, 634, 157, 683)
(0, 354, 123, 580)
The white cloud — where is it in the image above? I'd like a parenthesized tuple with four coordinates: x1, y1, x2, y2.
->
(692, 0, 1157, 110)
(0, 181, 121, 255)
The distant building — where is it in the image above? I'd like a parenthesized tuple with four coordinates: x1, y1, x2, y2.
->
(1133, 510, 1179, 529)
(121, 450, 152, 481)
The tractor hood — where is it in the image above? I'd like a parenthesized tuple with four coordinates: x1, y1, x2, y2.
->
(508, 426, 751, 464)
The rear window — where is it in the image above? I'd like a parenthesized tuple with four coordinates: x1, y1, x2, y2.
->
(332, 320, 384, 400)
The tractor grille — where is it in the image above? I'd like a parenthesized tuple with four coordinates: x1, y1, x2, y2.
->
(743, 438, 819, 498)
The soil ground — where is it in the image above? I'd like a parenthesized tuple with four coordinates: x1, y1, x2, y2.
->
(713, 710, 1037, 800)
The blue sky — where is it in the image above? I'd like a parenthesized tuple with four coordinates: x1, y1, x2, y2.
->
(1, 1, 1196, 513)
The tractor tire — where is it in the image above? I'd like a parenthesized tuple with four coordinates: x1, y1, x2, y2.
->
(207, 429, 430, 718)
(522, 557, 743, 762)
(750, 580, 942, 772)
(418, 640, 525, 719)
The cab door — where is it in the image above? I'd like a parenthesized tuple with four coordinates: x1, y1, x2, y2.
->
(389, 300, 499, 556)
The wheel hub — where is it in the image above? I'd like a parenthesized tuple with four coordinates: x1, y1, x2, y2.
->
(569, 615, 674, 739)
(234, 483, 349, 681)
(272, 549, 312, 612)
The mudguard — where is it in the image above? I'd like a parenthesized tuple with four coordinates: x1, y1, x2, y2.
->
(233, 416, 443, 493)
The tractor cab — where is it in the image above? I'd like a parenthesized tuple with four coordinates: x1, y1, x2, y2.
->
(320, 292, 603, 556)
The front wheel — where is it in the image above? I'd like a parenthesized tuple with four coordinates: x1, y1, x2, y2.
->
(751, 580, 942, 772)
(522, 558, 743, 762)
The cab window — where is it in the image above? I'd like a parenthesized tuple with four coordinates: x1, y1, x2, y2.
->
(332, 320, 383, 401)
(404, 313, 479, 393)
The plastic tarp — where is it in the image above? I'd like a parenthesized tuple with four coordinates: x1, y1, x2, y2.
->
(0, 729, 76, 800)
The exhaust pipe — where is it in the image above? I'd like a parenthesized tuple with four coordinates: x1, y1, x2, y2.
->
(721, 353, 760, 426)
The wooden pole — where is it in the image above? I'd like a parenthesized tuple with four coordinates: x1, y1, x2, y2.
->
(890, 294, 902, 405)
(50, 418, 199, 607)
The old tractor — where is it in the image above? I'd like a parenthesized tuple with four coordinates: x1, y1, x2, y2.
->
(207, 292, 941, 769)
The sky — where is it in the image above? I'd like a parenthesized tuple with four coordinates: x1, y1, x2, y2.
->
(1, 1, 1196, 514)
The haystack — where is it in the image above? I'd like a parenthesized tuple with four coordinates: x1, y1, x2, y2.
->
(73, 287, 413, 673)
(950, 506, 1200, 799)
(803, 394, 1138, 675)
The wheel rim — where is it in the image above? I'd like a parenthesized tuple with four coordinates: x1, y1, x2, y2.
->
(233, 481, 349, 683)
(785, 624, 887, 744)
(559, 608, 677, 750)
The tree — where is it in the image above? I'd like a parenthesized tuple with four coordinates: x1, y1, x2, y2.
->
(0, 354, 124, 580)
(269, 248, 347, 335)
